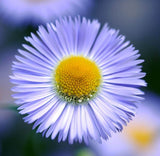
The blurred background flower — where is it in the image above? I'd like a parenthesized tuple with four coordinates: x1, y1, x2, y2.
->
(0, 0, 93, 25)
(0, 0, 160, 156)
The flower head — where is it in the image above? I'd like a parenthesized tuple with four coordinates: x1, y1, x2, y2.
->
(0, 0, 92, 25)
(11, 16, 146, 144)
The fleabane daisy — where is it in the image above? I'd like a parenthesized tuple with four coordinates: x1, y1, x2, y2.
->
(10, 17, 146, 144)
(0, 0, 92, 25)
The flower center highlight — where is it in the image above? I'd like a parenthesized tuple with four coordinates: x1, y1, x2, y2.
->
(54, 56, 101, 103)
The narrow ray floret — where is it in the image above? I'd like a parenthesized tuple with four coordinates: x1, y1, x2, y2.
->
(11, 16, 146, 144)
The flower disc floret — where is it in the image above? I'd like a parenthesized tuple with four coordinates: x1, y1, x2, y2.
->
(55, 56, 101, 103)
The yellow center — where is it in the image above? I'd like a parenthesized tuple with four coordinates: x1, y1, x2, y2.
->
(126, 124, 155, 149)
(54, 56, 101, 103)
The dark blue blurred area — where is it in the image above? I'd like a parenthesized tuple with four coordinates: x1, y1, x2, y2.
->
(0, 0, 160, 156)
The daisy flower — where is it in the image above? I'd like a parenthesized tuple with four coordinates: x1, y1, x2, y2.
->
(0, 0, 92, 25)
(10, 16, 146, 144)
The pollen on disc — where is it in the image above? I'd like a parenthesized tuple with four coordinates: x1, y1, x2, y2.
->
(54, 56, 101, 103)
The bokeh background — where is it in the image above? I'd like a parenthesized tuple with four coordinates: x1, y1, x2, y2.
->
(0, 0, 160, 156)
